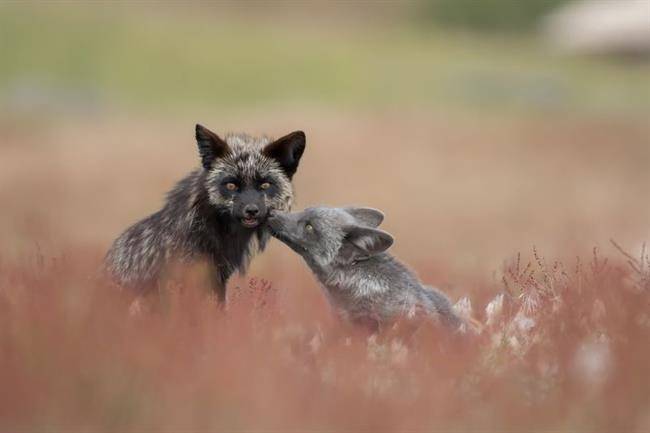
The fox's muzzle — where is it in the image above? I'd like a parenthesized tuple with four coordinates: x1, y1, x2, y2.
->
(266, 213, 287, 238)
(267, 213, 306, 253)
(233, 189, 268, 229)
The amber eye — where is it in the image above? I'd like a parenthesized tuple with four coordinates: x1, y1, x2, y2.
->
(260, 182, 271, 190)
(225, 182, 237, 191)
(305, 224, 313, 232)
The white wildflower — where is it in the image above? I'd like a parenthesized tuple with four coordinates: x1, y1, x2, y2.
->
(485, 293, 504, 326)
(521, 288, 540, 315)
(128, 298, 145, 317)
(390, 339, 408, 366)
(453, 296, 473, 320)
(572, 338, 612, 388)
(513, 311, 536, 334)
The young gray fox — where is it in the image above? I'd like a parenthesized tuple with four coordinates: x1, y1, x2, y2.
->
(267, 206, 465, 332)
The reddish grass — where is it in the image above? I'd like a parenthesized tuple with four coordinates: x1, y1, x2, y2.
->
(0, 244, 648, 432)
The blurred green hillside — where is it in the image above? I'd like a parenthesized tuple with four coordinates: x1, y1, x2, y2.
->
(419, 0, 569, 31)
(1, 4, 648, 117)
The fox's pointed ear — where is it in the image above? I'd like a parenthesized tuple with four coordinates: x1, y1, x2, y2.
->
(338, 226, 393, 264)
(344, 207, 385, 228)
(262, 131, 306, 179)
(196, 124, 230, 169)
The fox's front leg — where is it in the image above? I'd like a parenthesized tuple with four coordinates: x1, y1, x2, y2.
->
(208, 264, 229, 306)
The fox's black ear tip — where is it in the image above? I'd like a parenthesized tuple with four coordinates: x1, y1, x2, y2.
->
(196, 124, 213, 140)
(289, 130, 306, 143)
(293, 131, 306, 150)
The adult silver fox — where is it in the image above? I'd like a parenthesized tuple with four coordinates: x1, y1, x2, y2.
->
(267, 206, 463, 331)
(105, 124, 306, 303)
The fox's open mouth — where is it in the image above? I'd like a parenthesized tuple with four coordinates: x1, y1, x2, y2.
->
(240, 217, 260, 228)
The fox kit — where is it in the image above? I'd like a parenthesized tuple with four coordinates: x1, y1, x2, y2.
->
(105, 124, 306, 303)
(267, 206, 463, 331)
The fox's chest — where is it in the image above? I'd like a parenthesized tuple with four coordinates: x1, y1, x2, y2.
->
(185, 218, 261, 266)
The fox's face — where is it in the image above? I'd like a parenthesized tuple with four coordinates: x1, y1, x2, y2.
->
(196, 124, 305, 229)
(268, 206, 393, 268)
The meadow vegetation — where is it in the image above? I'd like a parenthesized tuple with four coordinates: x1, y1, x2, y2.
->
(0, 243, 648, 431)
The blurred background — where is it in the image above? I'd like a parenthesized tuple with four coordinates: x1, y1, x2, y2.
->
(1, 1, 648, 290)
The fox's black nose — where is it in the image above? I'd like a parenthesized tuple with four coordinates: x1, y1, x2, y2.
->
(243, 204, 259, 217)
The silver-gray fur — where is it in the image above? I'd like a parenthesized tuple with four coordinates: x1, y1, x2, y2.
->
(268, 206, 463, 331)
(105, 124, 306, 303)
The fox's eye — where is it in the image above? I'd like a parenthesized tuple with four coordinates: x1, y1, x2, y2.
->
(260, 182, 271, 190)
(225, 182, 237, 191)
(305, 224, 313, 232)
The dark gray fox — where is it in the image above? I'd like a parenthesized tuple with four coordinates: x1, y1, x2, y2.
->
(267, 206, 464, 331)
(105, 124, 306, 303)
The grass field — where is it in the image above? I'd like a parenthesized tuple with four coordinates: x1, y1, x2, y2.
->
(1, 237, 649, 432)
(1, 3, 649, 432)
